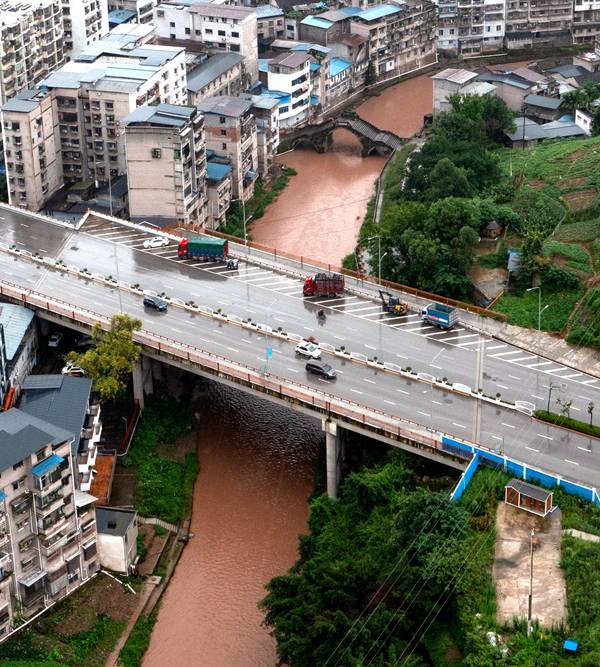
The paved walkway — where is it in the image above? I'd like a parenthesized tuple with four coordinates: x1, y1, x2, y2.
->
(563, 528, 600, 542)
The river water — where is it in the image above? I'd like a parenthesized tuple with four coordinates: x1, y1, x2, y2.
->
(144, 73, 433, 667)
(252, 73, 433, 265)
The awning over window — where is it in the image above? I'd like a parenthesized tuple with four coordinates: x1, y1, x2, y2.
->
(31, 454, 64, 477)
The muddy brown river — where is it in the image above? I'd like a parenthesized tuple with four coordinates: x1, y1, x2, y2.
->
(144, 73, 433, 667)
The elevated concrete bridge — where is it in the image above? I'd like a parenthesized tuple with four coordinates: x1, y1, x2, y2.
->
(286, 112, 404, 156)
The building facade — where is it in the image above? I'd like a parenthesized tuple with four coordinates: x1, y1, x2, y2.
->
(124, 103, 208, 227)
(62, 0, 110, 60)
(0, 0, 65, 106)
(265, 51, 312, 128)
(0, 409, 99, 638)
(108, 0, 156, 24)
(96, 507, 137, 574)
(0, 305, 37, 410)
(186, 53, 245, 107)
(198, 96, 258, 202)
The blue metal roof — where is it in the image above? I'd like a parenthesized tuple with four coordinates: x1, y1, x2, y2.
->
(340, 6, 363, 15)
(206, 161, 232, 181)
(300, 15, 333, 29)
(108, 8, 137, 25)
(261, 90, 291, 104)
(329, 57, 352, 77)
(255, 4, 284, 18)
(310, 63, 320, 72)
(0, 304, 34, 361)
(0, 491, 6, 502)
(31, 454, 64, 477)
(258, 58, 271, 73)
(357, 3, 403, 21)
(290, 43, 330, 54)
(563, 639, 579, 652)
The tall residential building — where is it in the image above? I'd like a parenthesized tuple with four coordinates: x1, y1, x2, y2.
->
(154, 2, 259, 83)
(197, 96, 258, 202)
(124, 103, 208, 227)
(108, 0, 156, 24)
(1, 25, 187, 211)
(0, 408, 99, 637)
(264, 51, 312, 128)
(0, 0, 65, 106)
(505, 0, 573, 50)
(0, 305, 37, 410)
(62, 0, 109, 60)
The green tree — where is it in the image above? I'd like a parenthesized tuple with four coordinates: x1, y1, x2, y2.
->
(67, 313, 142, 400)
(592, 106, 600, 136)
(445, 92, 515, 144)
(364, 61, 377, 86)
(424, 158, 473, 201)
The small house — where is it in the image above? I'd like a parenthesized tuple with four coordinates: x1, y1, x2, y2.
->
(96, 507, 138, 574)
(504, 479, 554, 517)
(483, 220, 503, 239)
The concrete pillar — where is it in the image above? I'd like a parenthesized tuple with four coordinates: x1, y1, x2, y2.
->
(142, 356, 153, 396)
(151, 357, 163, 383)
(132, 360, 144, 410)
(324, 419, 340, 499)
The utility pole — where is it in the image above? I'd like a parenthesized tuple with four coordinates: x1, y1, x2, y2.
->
(472, 336, 485, 443)
(527, 528, 535, 636)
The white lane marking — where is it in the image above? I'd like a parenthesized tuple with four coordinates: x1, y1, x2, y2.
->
(396, 389, 409, 395)
(334, 335, 344, 340)
(526, 361, 553, 368)
(446, 333, 480, 341)
(227, 347, 239, 353)
(491, 350, 524, 357)
(418, 411, 430, 417)
(16, 241, 25, 246)
(531, 394, 544, 400)
(491, 435, 503, 441)
(565, 459, 579, 466)
(272, 284, 303, 291)
(526, 446, 540, 453)
(508, 375, 521, 380)
(457, 340, 485, 347)
(273, 317, 285, 323)
(486, 344, 507, 350)
(384, 399, 396, 406)
(581, 379, 599, 385)
(430, 364, 442, 370)
(383, 315, 413, 323)
(20, 223, 29, 227)
(405, 326, 435, 333)
(314, 296, 360, 305)
(364, 344, 376, 350)
(350, 388, 363, 395)
(363, 378, 376, 384)
(497, 384, 509, 389)
(578, 446, 592, 452)
(287, 367, 299, 373)
(571, 406, 581, 412)
(396, 354, 408, 360)
(431, 400, 443, 406)
(436, 334, 474, 342)
(303, 327, 314, 332)
(501, 422, 516, 429)
(344, 304, 383, 313)
(538, 434, 553, 440)
(452, 422, 466, 429)
(510, 355, 537, 363)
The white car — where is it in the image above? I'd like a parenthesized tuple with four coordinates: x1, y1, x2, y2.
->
(143, 236, 169, 249)
(295, 342, 322, 359)
(61, 362, 85, 377)
(48, 332, 63, 348)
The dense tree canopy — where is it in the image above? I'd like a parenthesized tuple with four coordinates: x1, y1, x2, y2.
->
(68, 313, 142, 400)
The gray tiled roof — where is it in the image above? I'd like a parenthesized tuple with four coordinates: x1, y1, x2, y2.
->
(96, 507, 136, 537)
(0, 408, 72, 472)
(506, 478, 552, 502)
(197, 95, 253, 117)
(124, 103, 196, 128)
(524, 93, 562, 110)
(187, 53, 244, 93)
(20, 375, 92, 459)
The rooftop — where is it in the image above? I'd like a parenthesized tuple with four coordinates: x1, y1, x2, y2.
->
(207, 161, 232, 181)
(197, 95, 252, 117)
(42, 61, 163, 93)
(329, 57, 352, 77)
(460, 81, 496, 96)
(108, 8, 137, 25)
(2, 88, 52, 114)
(524, 93, 563, 110)
(255, 4, 284, 19)
(20, 374, 93, 459)
(187, 53, 244, 93)
(124, 103, 197, 128)
(506, 479, 552, 503)
(300, 15, 333, 29)
(270, 51, 310, 69)
(504, 117, 546, 142)
(477, 71, 533, 90)
(0, 304, 34, 361)
(189, 3, 255, 21)
(432, 68, 478, 85)
(96, 507, 136, 538)
(354, 3, 404, 22)
(0, 408, 72, 472)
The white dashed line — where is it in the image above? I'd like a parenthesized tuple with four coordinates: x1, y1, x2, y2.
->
(501, 422, 515, 429)
(526, 446, 540, 453)
(431, 400, 443, 406)
(578, 446, 592, 453)
(531, 394, 544, 400)
(452, 422, 466, 429)
(396, 389, 409, 395)
(508, 375, 521, 380)
(384, 399, 396, 406)
(537, 434, 553, 440)
(363, 379, 376, 384)
(564, 459, 579, 466)
(418, 411, 431, 417)
(350, 388, 363, 395)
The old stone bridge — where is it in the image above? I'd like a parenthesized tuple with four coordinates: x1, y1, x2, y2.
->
(284, 112, 404, 156)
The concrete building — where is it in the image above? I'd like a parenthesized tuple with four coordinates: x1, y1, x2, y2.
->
(476, 71, 535, 111)
(154, 2, 259, 83)
(62, 0, 109, 60)
(0, 0, 65, 106)
(349, 2, 437, 83)
(1, 25, 187, 211)
(2, 88, 63, 211)
(206, 156, 232, 229)
(438, 0, 505, 55)
(19, 374, 103, 493)
(575, 107, 594, 133)
(108, 0, 156, 24)
(432, 68, 478, 114)
(197, 95, 258, 202)
(573, 1, 600, 45)
(124, 103, 208, 227)
(241, 93, 279, 176)
(0, 305, 37, 410)
(0, 408, 100, 636)
(264, 51, 312, 128)
(256, 4, 285, 48)
(504, 0, 573, 50)
(186, 52, 245, 106)
(96, 507, 137, 574)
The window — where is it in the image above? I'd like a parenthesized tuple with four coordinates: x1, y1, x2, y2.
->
(185, 27, 191, 34)
(174, 148, 181, 159)
(219, 115, 226, 124)
(220, 129, 226, 136)
(218, 30, 225, 36)
(169, 21, 175, 27)
(12, 461, 23, 471)
(221, 142, 227, 150)
(205, 28, 213, 34)
(151, 148, 162, 158)
(232, 31, 239, 37)
(36, 447, 46, 461)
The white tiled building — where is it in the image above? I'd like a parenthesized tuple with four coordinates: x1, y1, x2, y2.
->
(62, 0, 109, 60)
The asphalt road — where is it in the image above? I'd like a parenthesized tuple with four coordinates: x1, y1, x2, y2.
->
(2, 240, 600, 488)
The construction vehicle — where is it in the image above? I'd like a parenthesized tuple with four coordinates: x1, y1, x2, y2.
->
(379, 290, 408, 316)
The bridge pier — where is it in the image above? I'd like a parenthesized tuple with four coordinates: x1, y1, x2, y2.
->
(324, 419, 342, 499)
(132, 356, 154, 409)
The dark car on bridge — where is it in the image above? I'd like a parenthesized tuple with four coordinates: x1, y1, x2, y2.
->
(143, 296, 168, 312)
(305, 360, 336, 380)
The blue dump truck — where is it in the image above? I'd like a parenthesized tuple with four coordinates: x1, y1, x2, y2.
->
(421, 303, 458, 329)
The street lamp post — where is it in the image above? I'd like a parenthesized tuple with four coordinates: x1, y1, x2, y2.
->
(366, 235, 384, 285)
(526, 285, 542, 332)
(547, 381, 561, 414)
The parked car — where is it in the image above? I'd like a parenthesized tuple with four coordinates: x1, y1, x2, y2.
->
(143, 236, 169, 249)
(295, 341, 322, 359)
(48, 332, 63, 348)
(143, 295, 168, 312)
(61, 362, 86, 377)
(305, 359, 336, 379)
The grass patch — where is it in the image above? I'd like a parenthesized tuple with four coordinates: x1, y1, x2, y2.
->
(543, 239, 592, 274)
(535, 409, 600, 439)
(494, 286, 583, 332)
(554, 218, 600, 243)
(567, 287, 600, 349)
(121, 398, 198, 524)
(118, 610, 158, 667)
(593, 239, 600, 271)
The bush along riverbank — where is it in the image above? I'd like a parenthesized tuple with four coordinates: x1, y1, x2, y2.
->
(535, 409, 600, 439)
(223, 167, 297, 239)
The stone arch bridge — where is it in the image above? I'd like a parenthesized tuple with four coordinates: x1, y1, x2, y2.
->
(285, 112, 404, 156)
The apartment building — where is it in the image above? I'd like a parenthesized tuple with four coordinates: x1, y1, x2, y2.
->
(206, 155, 232, 229)
(154, 2, 258, 83)
(2, 88, 63, 211)
(350, 2, 437, 81)
(198, 96, 258, 202)
(124, 103, 208, 227)
(2, 25, 187, 211)
(20, 374, 103, 493)
(438, 0, 506, 55)
(240, 93, 279, 176)
(62, 0, 109, 60)
(264, 51, 312, 128)
(187, 52, 245, 106)
(256, 4, 285, 48)
(108, 0, 156, 24)
(0, 408, 99, 636)
(0, 305, 37, 410)
(0, 0, 64, 106)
